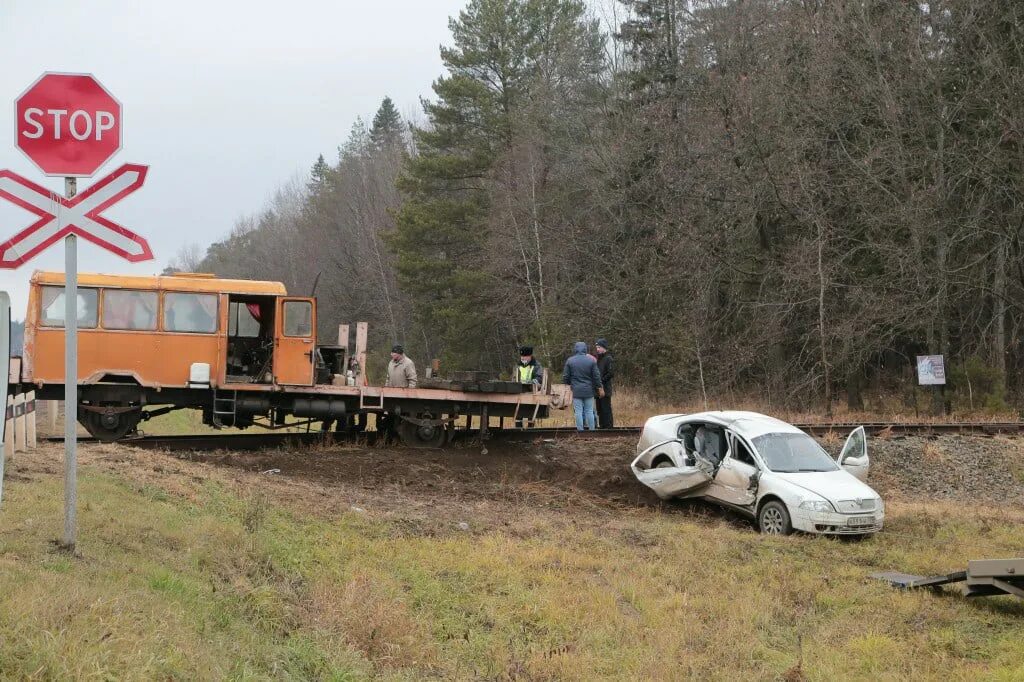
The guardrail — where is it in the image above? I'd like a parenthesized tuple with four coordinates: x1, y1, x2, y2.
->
(4, 390, 38, 459)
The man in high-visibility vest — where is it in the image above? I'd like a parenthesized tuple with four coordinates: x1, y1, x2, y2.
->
(515, 346, 543, 428)
(516, 346, 543, 386)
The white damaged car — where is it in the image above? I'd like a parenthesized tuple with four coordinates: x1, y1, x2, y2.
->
(631, 411, 883, 536)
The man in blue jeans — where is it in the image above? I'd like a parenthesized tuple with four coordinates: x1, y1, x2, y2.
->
(562, 341, 604, 431)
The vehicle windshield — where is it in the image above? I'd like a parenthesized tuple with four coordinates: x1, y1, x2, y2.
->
(752, 432, 839, 473)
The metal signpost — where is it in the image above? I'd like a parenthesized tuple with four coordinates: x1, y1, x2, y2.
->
(0, 292, 9, 511)
(1, 72, 152, 551)
(917, 354, 947, 417)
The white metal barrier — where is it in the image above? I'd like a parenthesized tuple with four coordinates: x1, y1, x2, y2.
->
(4, 391, 38, 460)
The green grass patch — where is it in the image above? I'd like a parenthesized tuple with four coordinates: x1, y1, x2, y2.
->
(2, 467, 1023, 679)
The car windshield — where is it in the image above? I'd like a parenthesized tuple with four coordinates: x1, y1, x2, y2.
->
(752, 432, 839, 473)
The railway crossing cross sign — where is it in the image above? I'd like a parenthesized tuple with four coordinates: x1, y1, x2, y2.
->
(3, 72, 152, 552)
(0, 164, 152, 267)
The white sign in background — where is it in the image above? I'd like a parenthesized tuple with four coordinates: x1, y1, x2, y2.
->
(916, 355, 946, 386)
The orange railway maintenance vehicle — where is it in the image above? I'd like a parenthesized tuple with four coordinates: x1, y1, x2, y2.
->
(14, 271, 564, 445)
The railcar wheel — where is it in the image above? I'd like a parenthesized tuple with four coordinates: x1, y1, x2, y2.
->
(80, 406, 142, 442)
(397, 414, 447, 448)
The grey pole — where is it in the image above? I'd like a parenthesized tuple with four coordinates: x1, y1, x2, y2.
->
(0, 292, 10, 511)
(63, 177, 78, 551)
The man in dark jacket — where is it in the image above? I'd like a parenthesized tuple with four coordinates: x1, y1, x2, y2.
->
(595, 338, 614, 428)
(562, 341, 602, 431)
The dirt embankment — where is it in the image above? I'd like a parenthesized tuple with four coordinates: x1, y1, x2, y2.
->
(868, 434, 1024, 506)
(10, 433, 1024, 525)
(178, 433, 1024, 508)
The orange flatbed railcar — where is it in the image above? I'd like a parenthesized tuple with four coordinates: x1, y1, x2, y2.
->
(17, 271, 562, 445)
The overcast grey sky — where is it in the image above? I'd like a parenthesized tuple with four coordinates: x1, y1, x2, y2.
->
(0, 0, 467, 317)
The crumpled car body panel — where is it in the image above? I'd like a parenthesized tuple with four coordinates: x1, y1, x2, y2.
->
(632, 462, 714, 499)
(630, 438, 715, 499)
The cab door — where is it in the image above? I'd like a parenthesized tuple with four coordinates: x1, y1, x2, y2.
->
(273, 298, 316, 385)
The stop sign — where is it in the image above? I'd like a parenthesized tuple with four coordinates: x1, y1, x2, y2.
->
(15, 72, 122, 177)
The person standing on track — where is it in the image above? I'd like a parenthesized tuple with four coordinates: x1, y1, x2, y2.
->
(562, 341, 602, 431)
(595, 338, 615, 428)
(385, 345, 418, 388)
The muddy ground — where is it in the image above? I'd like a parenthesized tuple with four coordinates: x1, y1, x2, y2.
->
(9, 432, 1024, 531)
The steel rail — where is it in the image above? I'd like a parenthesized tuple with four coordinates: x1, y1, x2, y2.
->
(39, 421, 1024, 452)
(795, 422, 1024, 436)
(42, 432, 336, 451)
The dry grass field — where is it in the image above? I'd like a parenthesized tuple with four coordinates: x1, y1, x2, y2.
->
(1, 434, 1023, 680)
(533, 386, 1023, 429)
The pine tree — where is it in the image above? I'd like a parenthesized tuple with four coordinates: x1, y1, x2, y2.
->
(391, 0, 604, 367)
(616, 0, 681, 101)
(369, 97, 403, 150)
(391, 0, 533, 366)
(309, 153, 331, 189)
(339, 117, 371, 161)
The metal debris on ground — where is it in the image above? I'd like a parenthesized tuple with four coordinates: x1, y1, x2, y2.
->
(872, 558, 1024, 600)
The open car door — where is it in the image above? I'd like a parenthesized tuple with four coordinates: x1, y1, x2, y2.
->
(837, 426, 869, 482)
(273, 297, 316, 386)
(630, 439, 714, 500)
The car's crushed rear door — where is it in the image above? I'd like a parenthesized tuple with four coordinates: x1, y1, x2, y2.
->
(630, 440, 714, 499)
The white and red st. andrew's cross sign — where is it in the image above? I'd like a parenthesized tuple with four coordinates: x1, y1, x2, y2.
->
(0, 164, 152, 266)
(0, 72, 151, 269)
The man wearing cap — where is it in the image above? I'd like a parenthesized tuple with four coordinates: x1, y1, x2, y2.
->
(385, 345, 418, 388)
(595, 338, 615, 428)
(516, 346, 544, 387)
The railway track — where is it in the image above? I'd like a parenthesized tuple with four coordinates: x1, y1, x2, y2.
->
(39, 421, 1024, 451)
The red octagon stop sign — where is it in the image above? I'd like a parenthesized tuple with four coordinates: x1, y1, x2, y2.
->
(15, 72, 122, 177)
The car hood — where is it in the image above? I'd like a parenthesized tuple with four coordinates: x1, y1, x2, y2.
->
(771, 470, 877, 503)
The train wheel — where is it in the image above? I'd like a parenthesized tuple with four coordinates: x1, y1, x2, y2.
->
(397, 414, 447, 448)
(80, 406, 142, 442)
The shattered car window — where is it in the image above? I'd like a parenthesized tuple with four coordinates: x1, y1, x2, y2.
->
(752, 433, 839, 473)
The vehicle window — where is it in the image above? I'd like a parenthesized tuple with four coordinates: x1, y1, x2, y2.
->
(677, 424, 696, 454)
(753, 432, 839, 473)
(840, 427, 867, 463)
(283, 301, 312, 337)
(102, 289, 158, 330)
(229, 302, 261, 338)
(164, 292, 218, 333)
(694, 425, 725, 465)
(39, 286, 98, 329)
(731, 436, 756, 467)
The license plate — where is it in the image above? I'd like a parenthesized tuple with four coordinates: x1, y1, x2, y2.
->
(847, 515, 875, 527)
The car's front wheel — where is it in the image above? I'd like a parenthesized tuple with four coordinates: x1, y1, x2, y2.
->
(758, 500, 793, 535)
